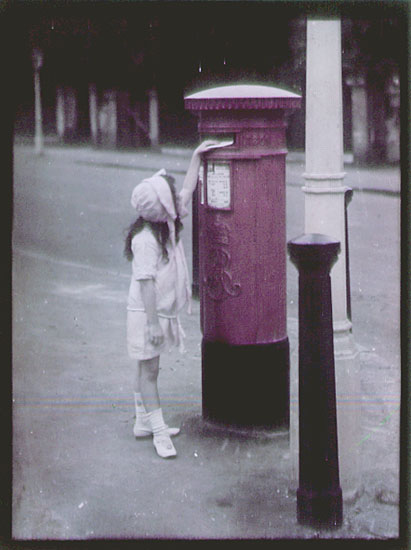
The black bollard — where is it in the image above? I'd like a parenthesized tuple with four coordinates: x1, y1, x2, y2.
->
(288, 233, 343, 529)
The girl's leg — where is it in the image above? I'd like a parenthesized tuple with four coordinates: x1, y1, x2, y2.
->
(140, 356, 177, 458)
(133, 361, 145, 415)
(133, 361, 151, 436)
(139, 356, 161, 412)
(134, 361, 142, 394)
(133, 357, 180, 439)
(133, 361, 147, 416)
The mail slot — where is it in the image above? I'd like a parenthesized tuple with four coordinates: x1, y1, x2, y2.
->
(185, 84, 301, 429)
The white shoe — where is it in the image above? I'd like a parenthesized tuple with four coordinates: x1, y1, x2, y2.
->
(153, 432, 177, 458)
(133, 415, 180, 438)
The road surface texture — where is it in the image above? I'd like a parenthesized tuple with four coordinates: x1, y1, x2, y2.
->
(12, 142, 402, 540)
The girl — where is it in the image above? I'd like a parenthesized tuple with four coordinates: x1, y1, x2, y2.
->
(125, 140, 221, 458)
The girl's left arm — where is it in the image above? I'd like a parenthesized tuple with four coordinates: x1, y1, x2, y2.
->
(139, 279, 164, 346)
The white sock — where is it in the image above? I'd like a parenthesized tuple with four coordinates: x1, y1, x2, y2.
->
(147, 408, 168, 435)
(134, 392, 146, 415)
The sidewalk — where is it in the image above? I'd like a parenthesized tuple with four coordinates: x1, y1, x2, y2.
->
(11, 143, 402, 540)
(19, 138, 401, 194)
(162, 146, 401, 196)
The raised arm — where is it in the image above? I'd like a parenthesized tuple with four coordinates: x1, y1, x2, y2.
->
(180, 140, 227, 208)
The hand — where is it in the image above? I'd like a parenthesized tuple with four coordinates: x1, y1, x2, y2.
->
(193, 140, 229, 156)
(146, 321, 164, 347)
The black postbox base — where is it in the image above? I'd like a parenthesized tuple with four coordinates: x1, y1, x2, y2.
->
(297, 487, 343, 529)
(201, 338, 289, 430)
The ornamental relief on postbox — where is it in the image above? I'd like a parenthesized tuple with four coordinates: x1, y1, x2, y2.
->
(204, 215, 241, 301)
(237, 130, 274, 148)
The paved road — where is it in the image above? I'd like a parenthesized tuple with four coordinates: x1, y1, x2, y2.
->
(11, 143, 401, 540)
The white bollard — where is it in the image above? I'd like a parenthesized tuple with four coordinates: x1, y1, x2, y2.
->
(148, 88, 160, 148)
(346, 76, 369, 164)
(89, 83, 99, 146)
(32, 48, 44, 155)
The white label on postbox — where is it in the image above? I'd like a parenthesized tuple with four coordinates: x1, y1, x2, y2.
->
(199, 162, 205, 205)
(207, 162, 231, 209)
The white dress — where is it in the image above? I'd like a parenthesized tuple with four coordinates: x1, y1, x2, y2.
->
(127, 205, 191, 360)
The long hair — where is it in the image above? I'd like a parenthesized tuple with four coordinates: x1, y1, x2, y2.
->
(124, 174, 183, 262)
(164, 175, 183, 241)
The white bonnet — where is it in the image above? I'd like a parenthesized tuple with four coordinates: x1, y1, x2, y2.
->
(131, 169, 177, 222)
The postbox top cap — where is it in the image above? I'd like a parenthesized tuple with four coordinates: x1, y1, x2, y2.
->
(185, 84, 301, 111)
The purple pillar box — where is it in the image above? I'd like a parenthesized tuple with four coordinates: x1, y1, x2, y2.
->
(185, 85, 301, 430)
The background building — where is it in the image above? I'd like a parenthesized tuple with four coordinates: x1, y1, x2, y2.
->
(10, 2, 404, 164)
